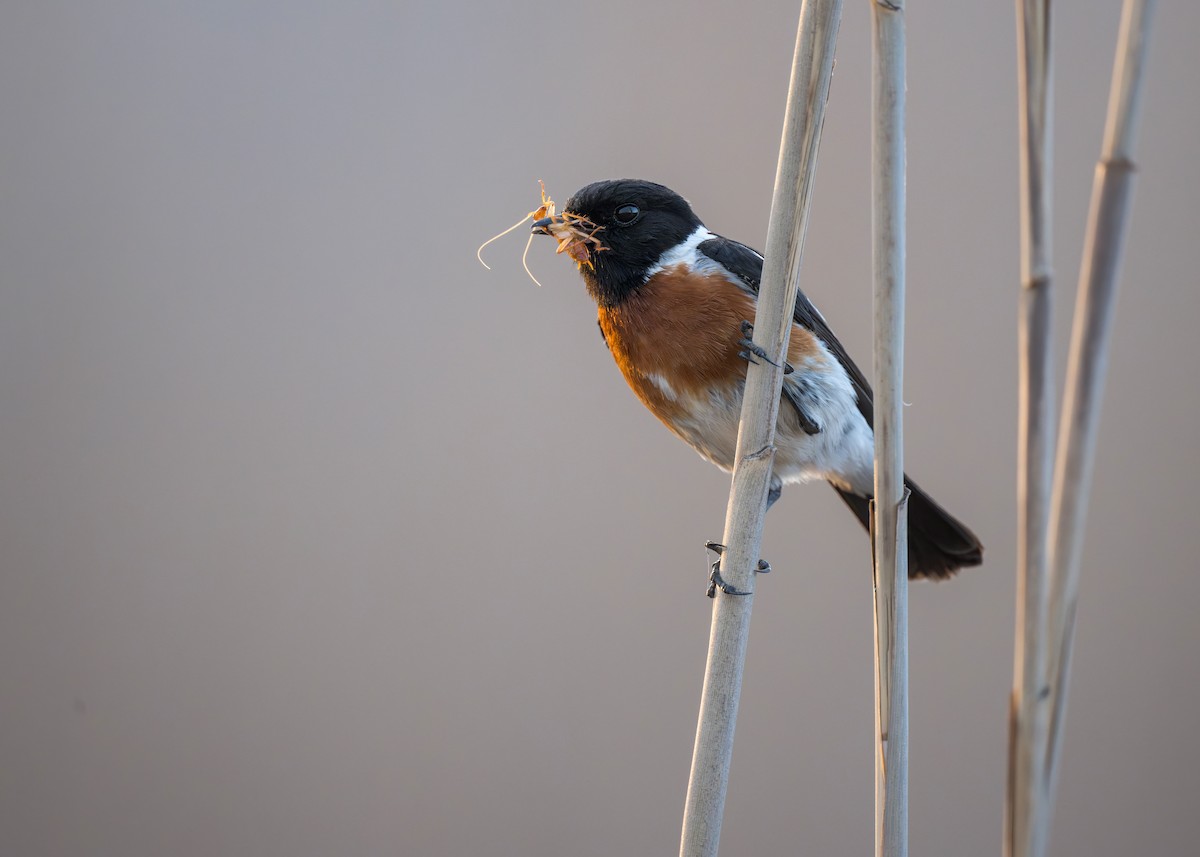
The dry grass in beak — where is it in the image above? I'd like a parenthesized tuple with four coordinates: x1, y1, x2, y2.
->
(547, 214, 608, 270)
(476, 181, 556, 287)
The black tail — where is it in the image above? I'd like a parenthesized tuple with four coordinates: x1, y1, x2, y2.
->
(833, 478, 983, 580)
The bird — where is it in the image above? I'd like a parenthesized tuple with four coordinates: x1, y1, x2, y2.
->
(530, 178, 982, 579)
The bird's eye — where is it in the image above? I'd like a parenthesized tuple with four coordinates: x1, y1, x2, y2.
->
(614, 204, 640, 224)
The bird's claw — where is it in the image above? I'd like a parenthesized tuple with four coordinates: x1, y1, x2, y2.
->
(704, 542, 771, 598)
(738, 322, 792, 374)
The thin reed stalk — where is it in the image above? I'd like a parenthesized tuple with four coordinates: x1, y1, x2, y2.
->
(869, 1, 908, 855)
(1042, 0, 1157, 830)
(678, 2, 843, 855)
(1006, 1, 1054, 856)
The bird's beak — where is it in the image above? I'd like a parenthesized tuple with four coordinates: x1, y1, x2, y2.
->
(530, 211, 607, 266)
(530, 215, 563, 236)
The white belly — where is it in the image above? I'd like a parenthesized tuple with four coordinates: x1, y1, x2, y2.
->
(668, 354, 876, 497)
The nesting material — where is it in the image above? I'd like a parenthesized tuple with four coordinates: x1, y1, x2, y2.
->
(476, 181, 608, 286)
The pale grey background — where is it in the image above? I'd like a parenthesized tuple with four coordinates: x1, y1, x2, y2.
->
(2, 2, 1197, 855)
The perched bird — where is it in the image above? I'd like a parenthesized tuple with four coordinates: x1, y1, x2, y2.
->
(531, 179, 982, 579)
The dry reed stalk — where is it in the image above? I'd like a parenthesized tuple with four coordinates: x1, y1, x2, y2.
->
(1042, 0, 1156, 833)
(678, 1, 843, 855)
(1006, 1, 1055, 856)
(869, 1, 909, 855)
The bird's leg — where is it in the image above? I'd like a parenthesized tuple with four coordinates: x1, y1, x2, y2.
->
(704, 541, 772, 598)
(738, 321, 818, 434)
(738, 321, 793, 374)
(781, 383, 822, 436)
(767, 475, 783, 510)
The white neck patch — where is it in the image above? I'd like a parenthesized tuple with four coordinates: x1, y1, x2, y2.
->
(643, 225, 718, 281)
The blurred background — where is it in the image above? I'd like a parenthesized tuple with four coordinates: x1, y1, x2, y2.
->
(2, 2, 1197, 855)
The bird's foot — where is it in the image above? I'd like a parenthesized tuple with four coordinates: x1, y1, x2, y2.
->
(704, 541, 771, 598)
(738, 321, 793, 374)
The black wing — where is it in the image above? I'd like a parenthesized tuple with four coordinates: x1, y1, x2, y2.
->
(698, 236, 875, 426)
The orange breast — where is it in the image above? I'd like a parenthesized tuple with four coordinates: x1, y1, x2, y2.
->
(597, 265, 828, 431)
